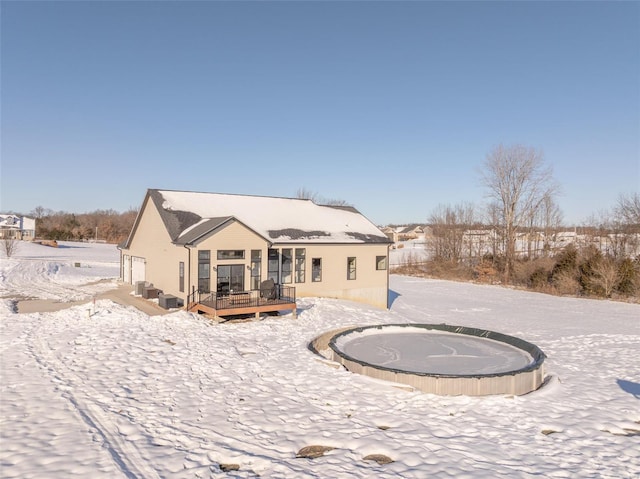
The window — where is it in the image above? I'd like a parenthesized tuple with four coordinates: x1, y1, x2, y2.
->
(250, 250, 261, 290)
(312, 258, 322, 282)
(376, 256, 387, 270)
(179, 261, 185, 292)
(295, 248, 306, 283)
(281, 248, 292, 284)
(347, 257, 356, 280)
(267, 249, 279, 283)
(198, 250, 210, 293)
(217, 250, 244, 260)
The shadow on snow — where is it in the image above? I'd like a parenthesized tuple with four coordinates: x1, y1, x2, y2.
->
(617, 379, 640, 399)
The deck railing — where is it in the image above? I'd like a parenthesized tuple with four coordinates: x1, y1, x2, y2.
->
(188, 285, 296, 312)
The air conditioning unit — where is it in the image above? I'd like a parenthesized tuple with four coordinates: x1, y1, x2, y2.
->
(135, 281, 150, 295)
(159, 294, 178, 309)
(142, 287, 160, 299)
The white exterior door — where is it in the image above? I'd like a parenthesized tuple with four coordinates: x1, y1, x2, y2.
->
(131, 256, 146, 284)
(123, 255, 131, 283)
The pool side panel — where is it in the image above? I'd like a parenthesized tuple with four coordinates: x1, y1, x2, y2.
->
(322, 323, 547, 396)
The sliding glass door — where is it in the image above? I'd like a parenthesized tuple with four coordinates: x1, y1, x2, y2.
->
(216, 265, 244, 294)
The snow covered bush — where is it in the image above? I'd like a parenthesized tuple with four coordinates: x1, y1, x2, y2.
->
(1, 238, 20, 258)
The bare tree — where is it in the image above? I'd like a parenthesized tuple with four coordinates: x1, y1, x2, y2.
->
(584, 208, 633, 259)
(615, 192, 640, 226)
(428, 203, 477, 263)
(479, 144, 559, 280)
(295, 188, 350, 207)
(523, 193, 561, 258)
(1, 238, 20, 258)
(586, 256, 620, 298)
(296, 188, 320, 202)
(612, 192, 640, 257)
(483, 201, 504, 262)
(30, 206, 52, 219)
(537, 193, 563, 256)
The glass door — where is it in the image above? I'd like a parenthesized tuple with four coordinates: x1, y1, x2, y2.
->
(217, 265, 245, 294)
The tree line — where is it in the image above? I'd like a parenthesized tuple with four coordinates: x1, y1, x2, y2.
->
(22, 189, 345, 245)
(397, 143, 640, 299)
(8, 144, 639, 298)
(30, 207, 138, 244)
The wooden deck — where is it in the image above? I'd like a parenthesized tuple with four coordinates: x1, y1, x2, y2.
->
(187, 287, 297, 319)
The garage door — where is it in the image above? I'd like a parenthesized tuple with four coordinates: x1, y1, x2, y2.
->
(131, 256, 146, 284)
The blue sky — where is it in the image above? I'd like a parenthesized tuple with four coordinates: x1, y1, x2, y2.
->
(1, 1, 638, 226)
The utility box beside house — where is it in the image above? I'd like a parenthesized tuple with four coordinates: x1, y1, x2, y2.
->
(142, 286, 160, 299)
(159, 294, 179, 309)
(135, 281, 150, 296)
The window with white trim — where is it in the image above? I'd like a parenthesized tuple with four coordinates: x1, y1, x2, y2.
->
(347, 257, 356, 280)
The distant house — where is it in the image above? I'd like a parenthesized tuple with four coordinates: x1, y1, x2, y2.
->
(381, 226, 399, 243)
(119, 189, 391, 317)
(381, 224, 429, 244)
(0, 215, 36, 240)
(398, 224, 427, 241)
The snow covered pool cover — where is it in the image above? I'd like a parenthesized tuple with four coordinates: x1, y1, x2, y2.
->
(334, 328, 533, 375)
(322, 324, 547, 396)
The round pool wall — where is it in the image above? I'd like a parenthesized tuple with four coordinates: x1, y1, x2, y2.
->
(310, 324, 546, 396)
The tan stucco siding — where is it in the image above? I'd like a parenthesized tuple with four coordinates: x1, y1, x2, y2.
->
(121, 199, 390, 309)
(187, 222, 270, 295)
(274, 243, 389, 309)
(120, 199, 188, 298)
(188, 232, 389, 308)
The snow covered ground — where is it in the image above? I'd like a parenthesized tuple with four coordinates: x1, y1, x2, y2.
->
(1, 241, 639, 478)
(0, 241, 119, 301)
(389, 240, 429, 267)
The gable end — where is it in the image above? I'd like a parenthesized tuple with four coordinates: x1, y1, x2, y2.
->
(149, 189, 202, 241)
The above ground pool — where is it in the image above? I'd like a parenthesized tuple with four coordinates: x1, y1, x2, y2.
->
(310, 324, 547, 396)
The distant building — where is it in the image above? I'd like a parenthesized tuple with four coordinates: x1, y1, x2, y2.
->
(380, 226, 399, 243)
(0, 215, 36, 240)
(381, 224, 430, 244)
(398, 224, 428, 241)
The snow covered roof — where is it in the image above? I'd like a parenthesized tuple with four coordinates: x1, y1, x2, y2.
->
(399, 224, 426, 234)
(146, 189, 390, 245)
(0, 214, 35, 231)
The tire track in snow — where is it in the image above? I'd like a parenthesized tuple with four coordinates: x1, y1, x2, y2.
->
(28, 322, 161, 479)
(26, 309, 317, 478)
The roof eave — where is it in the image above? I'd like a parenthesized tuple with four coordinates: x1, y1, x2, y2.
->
(175, 216, 273, 247)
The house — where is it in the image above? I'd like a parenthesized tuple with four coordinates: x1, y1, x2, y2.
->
(398, 224, 427, 241)
(0, 215, 36, 240)
(381, 224, 430, 244)
(119, 189, 392, 317)
(380, 226, 399, 243)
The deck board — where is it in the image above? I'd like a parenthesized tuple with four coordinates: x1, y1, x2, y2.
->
(188, 298, 297, 319)
(187, 286, 296, 319)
